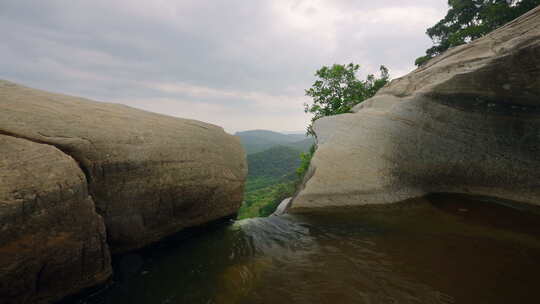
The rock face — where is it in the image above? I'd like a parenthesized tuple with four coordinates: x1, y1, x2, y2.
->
(0, 80, 247, 253)
(0, 136, 112, 304)
(0, 80, 247, 302)
(272, 197, 292, 216)
(291, 6, 540, 211)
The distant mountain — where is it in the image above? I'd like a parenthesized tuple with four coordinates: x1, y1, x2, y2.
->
(281, 130, 307, 135)
(286, 138, 314, 152)
(238, 145, 301, 219)
(236, 130, 315, 219)
(247, 145, 301, 180)
(235, 129, 314, 154)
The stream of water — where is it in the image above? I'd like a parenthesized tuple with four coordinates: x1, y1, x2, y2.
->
(67, 195, 540, 304)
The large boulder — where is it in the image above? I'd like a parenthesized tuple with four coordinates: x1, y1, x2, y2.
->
(0, 135, 111, 304)
(291, 6, 540, 211)
(0, 80, 247, 253)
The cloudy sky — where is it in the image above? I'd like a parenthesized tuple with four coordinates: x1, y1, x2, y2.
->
(1, 0, 448, 133)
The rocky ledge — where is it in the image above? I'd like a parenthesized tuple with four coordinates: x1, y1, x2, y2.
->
(291, 6, 540, 211)
(0, 81, 247, 303)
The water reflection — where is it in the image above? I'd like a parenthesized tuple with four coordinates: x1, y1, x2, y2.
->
(68, 195, 540, 304)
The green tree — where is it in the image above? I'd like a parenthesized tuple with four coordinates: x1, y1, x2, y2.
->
(304, 63, 389, 135)
(258, 182, 296, 217)
(296, 144, 316, 179)
(416, 0, 540, 66)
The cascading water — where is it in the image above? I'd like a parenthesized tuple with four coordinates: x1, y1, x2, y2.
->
(67, 195, 540, 304)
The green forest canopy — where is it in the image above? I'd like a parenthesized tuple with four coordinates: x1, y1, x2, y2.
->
(304, 63, 389, 135)
(238, 145, 302, 219)
(416, 0, 540, 66)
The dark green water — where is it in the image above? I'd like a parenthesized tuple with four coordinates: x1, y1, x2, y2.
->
(68, 195, 540, 304)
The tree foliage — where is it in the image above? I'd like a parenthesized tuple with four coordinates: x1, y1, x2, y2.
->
(239, 63, 390, 219)
(238, 145, 303, 219)
(247, 145, 302, 180)
(296, 144, 316, 179)
(237, 179, 296, 219)
(258, 182, 296, 217)
(416, 0, 540, 66)
(304, 63, 389, 135)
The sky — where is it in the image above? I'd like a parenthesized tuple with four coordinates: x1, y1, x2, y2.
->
(0, 0, 448, 133)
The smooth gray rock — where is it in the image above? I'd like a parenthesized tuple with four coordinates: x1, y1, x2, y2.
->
(291, 6, 540, 211)
(272, 197, 292, 216)
(0, 80, 247, 253)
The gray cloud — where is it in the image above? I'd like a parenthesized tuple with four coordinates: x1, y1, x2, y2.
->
(0, 0, 447, 132)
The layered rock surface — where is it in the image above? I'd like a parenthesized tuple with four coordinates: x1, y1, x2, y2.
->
(0, 80, 247, 302)
(291, 6, 540, 211)
(0, 136, 111, 304)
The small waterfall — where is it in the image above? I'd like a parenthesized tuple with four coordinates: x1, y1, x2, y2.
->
(69, 195, 540, 304)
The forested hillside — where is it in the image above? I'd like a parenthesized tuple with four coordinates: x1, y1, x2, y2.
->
(247, 145, 301, 179)
(236, 138, 307, 219)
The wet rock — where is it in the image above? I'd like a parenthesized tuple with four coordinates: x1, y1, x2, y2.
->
(273, 198, 292, 216)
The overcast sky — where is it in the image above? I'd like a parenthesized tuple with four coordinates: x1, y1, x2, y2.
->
(1, 0, 448, 133)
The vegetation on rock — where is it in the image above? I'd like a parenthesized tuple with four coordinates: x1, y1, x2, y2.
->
(304, 63, 389, 135)
(415, 0, 540, 66)
(238, 62, 390, 219)
(296, 144, 316, 179)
